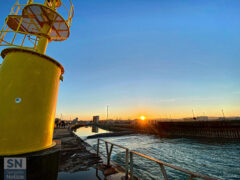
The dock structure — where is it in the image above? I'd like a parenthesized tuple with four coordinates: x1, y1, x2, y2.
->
(53, 128, 101, 172)
(54, 127, 133, 180)
(154, 120, 240, 139)
(95, 119, 240, 139)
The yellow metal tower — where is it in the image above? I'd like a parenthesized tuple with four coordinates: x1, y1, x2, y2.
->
(0, 0, 74, 155)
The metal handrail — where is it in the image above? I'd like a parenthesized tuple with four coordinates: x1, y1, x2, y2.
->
(97, 138, 217, 180)
(99, 139, 128, 150)
(130, 150, 217, 180)
(97, 139, 129, 179)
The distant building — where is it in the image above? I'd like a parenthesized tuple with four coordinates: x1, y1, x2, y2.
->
(93, 116, 99, 124)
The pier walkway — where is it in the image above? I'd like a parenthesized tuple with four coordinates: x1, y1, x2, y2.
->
(53, 128, 129, 180)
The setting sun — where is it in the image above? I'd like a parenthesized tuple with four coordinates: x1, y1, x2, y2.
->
(140, 116, 146, 120)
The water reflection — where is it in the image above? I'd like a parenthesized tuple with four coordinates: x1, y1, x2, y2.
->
(92, 126, 99, 133)
(58, 168, 104, 180)
(74, 126, 110, 139)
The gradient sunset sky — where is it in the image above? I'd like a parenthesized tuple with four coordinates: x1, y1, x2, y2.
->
(0, 0, 239, 120)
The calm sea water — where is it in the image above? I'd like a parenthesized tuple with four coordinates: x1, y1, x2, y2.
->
(74, 125, 110, 140)
(76, 126, 240, 180)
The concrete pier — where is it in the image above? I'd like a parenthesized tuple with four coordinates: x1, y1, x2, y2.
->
(54, 128, 133, 180)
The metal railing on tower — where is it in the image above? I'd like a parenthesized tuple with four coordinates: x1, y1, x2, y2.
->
(0, 0, 74, 53)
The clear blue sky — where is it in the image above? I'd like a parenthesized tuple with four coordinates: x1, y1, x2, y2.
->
(0, 0, 240, 120)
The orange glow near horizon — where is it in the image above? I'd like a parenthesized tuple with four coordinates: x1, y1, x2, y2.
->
(140, 116, 146, 120)
(56, 105, 240, 121)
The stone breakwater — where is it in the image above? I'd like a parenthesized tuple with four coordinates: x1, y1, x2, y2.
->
(153, 120, 240, 139)
(96, 120, 240, 139)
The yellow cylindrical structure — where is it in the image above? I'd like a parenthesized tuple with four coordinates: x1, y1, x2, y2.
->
(36, 36, 49, 54)
(0, 48, 64, 155)
(36, 21, 51, 54)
